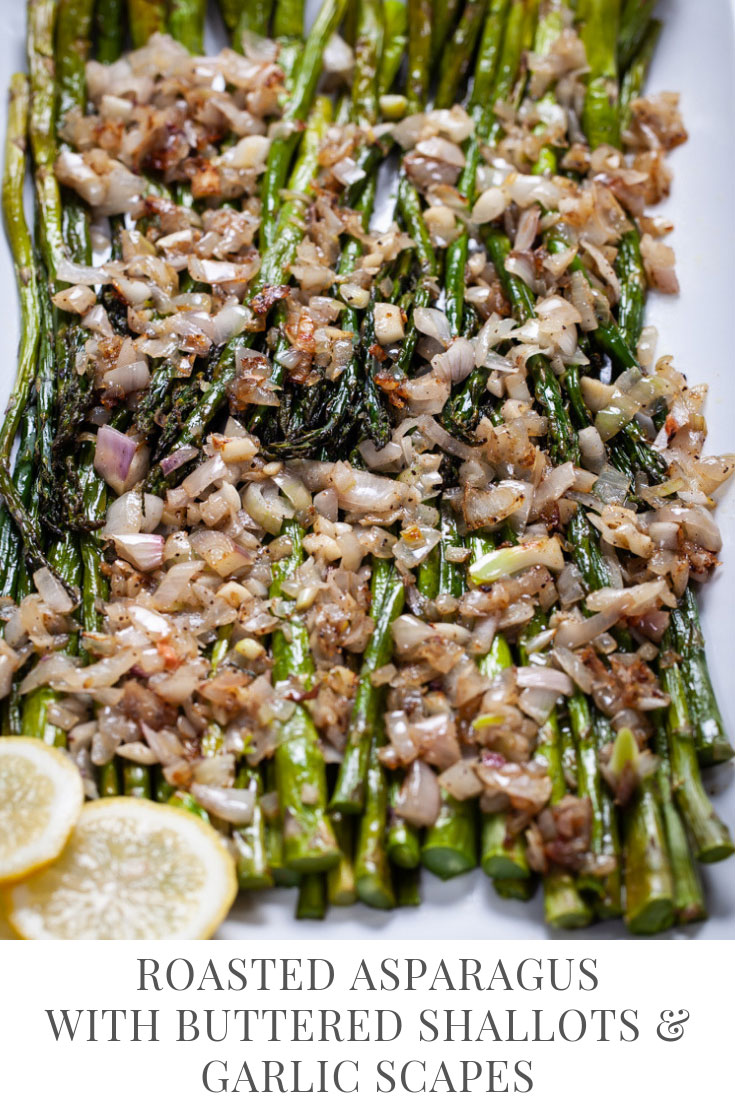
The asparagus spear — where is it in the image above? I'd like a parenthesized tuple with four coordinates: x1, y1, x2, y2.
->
(270, 520, 340, 872)
(296, 873, 327, 919)
(273, 0, 304, 38)
(395, 865, 422, 907)
(478, 635, 531, 881)
(537, 712, 594, 928)
(619, 17, 661, 131)
(431, 0, 464, 67)
(127, 0, 167, 49)
(406, 0, 433, 112)
(327, 813, 357, 905)
(421, 507, 478, 880)
(354, 717, 396, 909)
(331, 562, 404, 813)
(386, 772, 422, 868)
(568, 690, 622, 912)
(651, 712, 706, 924)
(95, 0, 126, 63)
(614, 228, 648, 351)
(263, 759, 301, 887)
(352, 0, 384, 125)
(0, 74, 46, 578)
(259, 0, 347, 249)
(434, 0, 490, 110)
(0, 404, 36, 613)
(233, 764, 274, 890)
(168, 0, 207, 53)
(443, 0, 512, 337)
(604, 723, 674, 934)
(578, 0, 621, 149)
(617, 0, 657, 72)
(378, 0, 409, 97)
(99, 761, 121, 797)
(669, 589, 733, 766)
(518, 612, 592, 929)
(268, 0, 305, 79)
(484, 229, 580, 463)
(660, 660, 733, 864)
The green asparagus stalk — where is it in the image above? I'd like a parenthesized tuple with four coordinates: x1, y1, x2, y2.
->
(406, 0, 432, 111)
(267, 0, 305, 77)
(387, 774, 422, 868)
(263, 759, 301, 887)
(259, 0, 347, 249)
(604, 723, 674, 934)
(651, 713, 706, 924)
(668, 589, 733, 765)
(28, 0, 66, 282)
(378, 0, 408, 96)
(0, 74, 45, 578)
(443, 0, 513, 336)
(494, 876, 537, 902)
(661, 661, 733, 864)
(99, 760, 121, 796)
(434, 0, 490, 110)
(477, 615, 530, 883)
(354, 718, 396, 909)
(168, 0, 207, 53)
(0, 404, 36, 610)
(395, 865, 422, 907)
(617, 0, 657, 72)
(327, 813, 357, 905)
(127, 0, 167, 48)
(352, 0, 384, 125)
(483, 229, 580, 463)
(537, 710, 594, 929)
(271, 520, 340, 872)
(95, 0, 126, 63)
(169, 789, 210, 820)
(619, 16, 660, 129)
(578, 0, 621, 149)
(431, 0, 463, 66)
(331, 562, 405, 813)
(273, 0, 304, 38)
(233, 764, 274, 890)
(296, 873, 327, 919)
(518, 610, 592, 928)
(421, 507, 478, 881)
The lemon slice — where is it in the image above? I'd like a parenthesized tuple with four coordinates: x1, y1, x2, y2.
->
(6, 798, 237, 940)
(0, 896, 17, 939)
(0, 737, 84, 884)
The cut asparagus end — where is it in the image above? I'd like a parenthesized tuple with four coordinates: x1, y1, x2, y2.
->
(544, 869, 594, 929)
(482, 854, 530, 881)
(494, 876, 537, 903)
(544, 868, 595, 930)
(356, 872, 396, 910)
(626, 897, 675, 937)
(481, 812, 529, 880)
(387, 837, 421, 869)
(396, 866, 422, 908)
(624, 781, 675, 934)
(422, 845, 476, 881)
(283, 829, 341, 874)
(296, 873, 327, 920)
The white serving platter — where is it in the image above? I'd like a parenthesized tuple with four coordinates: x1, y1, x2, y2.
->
(0, 0, 732, 939)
